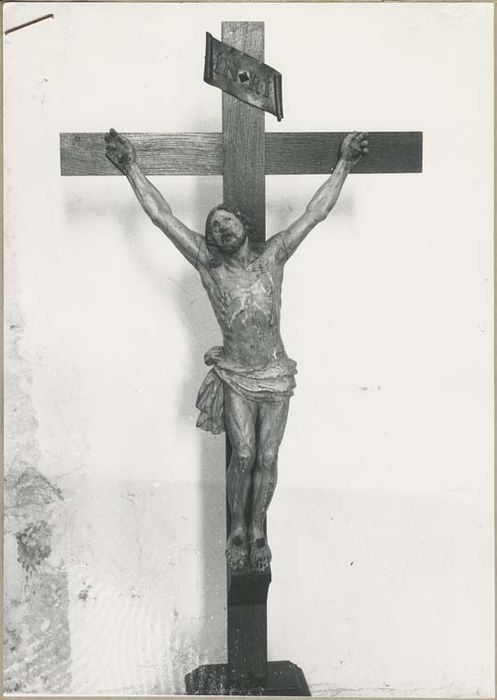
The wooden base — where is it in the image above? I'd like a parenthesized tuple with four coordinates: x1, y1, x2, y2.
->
(185, 660, 311, 696)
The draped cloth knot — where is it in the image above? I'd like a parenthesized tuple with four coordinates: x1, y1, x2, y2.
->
(195, 346, 297, 435)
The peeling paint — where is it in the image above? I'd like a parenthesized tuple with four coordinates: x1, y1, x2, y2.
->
(78, 584, 92, 602)
(3, 564, 72, 694)
(4, 249, 72, 693)
(14, 467, 63, 508)
(16, 520, 52, 572)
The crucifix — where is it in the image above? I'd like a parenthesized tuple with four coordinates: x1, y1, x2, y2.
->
(60, 20, 422, 696)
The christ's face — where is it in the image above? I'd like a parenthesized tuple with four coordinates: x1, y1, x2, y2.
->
(210, 210, 246, 254)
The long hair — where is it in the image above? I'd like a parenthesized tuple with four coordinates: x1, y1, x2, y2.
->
(204, 204, 255, 268)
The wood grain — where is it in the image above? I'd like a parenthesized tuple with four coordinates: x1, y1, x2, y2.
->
(222, 22, 266, 241)
(227, 603, 268, 683)
(227, 567, 271, 681)
(266, 131, 423, 174)
(60, 131, 422, 177)
(222, 23, 269, 684)
(60, 132, 223, 176)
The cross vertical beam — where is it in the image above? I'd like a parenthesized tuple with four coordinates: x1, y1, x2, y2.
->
(221, 21, 271, 687)
(222, 22, 265, 241)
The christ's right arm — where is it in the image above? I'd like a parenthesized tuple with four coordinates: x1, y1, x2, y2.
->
(105, 129, 209, 268)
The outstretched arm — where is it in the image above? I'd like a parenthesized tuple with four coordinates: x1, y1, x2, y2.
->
(105, 129, 208, 268)
(271, 132, 368, 260)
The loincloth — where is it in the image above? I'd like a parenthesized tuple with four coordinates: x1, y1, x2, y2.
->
(195, 346, 297, 435)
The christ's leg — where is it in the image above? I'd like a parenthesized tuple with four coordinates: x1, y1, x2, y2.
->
(224, 387, 257, 571)
(249, 399, 290, 572)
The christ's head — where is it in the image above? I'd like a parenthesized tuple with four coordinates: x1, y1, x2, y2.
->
(205, 204, 251, 264)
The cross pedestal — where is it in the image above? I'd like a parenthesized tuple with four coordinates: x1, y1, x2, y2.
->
(60, 19, 422, 696)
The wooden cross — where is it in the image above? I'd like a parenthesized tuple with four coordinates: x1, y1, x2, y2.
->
(60, 21, 422, 695)
(60, 23, 421, 238)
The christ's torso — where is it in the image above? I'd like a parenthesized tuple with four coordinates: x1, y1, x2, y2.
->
(198, 238, 288, 368)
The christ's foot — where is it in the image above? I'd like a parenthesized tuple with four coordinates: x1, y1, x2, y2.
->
(226, 528, 248, 571)
(249, 533, 272, 573)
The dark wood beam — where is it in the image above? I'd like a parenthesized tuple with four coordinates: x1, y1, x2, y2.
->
(221, 21, 269, 684)
(60, 131, 422, 176)
(266, 131, 423, 174)
(222, 21, 266, 240)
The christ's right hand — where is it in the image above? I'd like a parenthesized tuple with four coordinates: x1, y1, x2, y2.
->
(106, 131, 208, 268)
(105, 128, 136, 173)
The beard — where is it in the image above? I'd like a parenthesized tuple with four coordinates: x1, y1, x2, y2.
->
(217, 231, 246, 254)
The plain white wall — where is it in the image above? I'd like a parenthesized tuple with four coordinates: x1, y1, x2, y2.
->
(4, 2, 494, 696)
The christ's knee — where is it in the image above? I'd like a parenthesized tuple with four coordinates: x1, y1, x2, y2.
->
(234, 444, 256, 475)
(258, 448, 278, 475)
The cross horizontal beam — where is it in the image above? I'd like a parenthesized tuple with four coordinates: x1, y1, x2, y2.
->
(60, 131, 422, 176)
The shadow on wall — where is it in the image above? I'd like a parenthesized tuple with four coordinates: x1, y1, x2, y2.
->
(63, 184, 228, 689)
(119, 196, 228, 676)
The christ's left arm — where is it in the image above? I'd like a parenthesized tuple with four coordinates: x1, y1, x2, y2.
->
(267, 132, 368, 262)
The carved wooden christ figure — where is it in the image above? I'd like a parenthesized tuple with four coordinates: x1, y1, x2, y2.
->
(105, 128, 368, 573)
